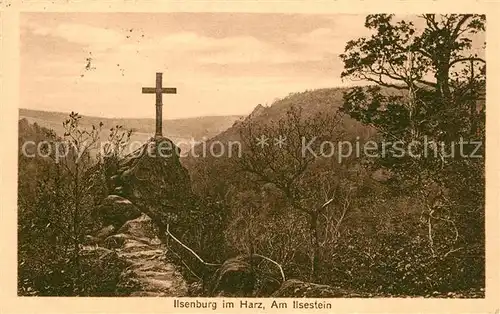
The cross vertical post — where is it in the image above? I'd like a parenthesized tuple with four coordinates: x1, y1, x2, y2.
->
(155, 72, 163, 137)
(142, 72, 177, 138)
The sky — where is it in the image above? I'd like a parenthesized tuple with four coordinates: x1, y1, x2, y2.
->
(20, 13, 377, 119)
(20, 13, 484, 119)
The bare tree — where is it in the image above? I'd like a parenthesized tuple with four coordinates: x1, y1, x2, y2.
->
(237, 107, 351, 280)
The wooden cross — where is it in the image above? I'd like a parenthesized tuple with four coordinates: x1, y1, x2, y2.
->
(142, 72, 177, 137)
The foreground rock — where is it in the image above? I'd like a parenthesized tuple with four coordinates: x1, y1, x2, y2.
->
(108, 137, 193, 227)
(206, 255, 282, 297)
(209, 256, 255, 296)
(112, 214, 188, 296)
(83, 137, 192, 296)
(84, 213, 188, 296)
(272, 279, 357, 297)
(99, 195, 142, 228)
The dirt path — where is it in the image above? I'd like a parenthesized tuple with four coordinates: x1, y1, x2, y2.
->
(91, 214, 188, 296)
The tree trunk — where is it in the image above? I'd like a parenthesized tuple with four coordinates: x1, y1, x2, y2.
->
(309, 212, 320, 281)
(72, 164, 81, 295)
(469, 59, 477, 136)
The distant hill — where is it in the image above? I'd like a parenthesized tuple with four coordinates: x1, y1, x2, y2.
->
(19, 109, 243, 152)
(188, 87, 377, 158)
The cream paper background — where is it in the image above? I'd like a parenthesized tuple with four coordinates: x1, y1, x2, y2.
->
(1, 1, 499, 313)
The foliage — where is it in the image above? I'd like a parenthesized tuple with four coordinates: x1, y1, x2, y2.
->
(18, 114, 133, 296)
(339, 13, 485, 292)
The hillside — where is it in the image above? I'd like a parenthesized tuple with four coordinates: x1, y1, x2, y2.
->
(19, 109, 243, 151)
(187, 87, 377, 158)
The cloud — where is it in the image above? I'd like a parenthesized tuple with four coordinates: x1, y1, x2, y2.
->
(24, 16, 362, 67)
(22, 18, 364, 93)
(170, 25, 370, 65)
(28, 22, 125, 51)
(23, 24, 350, 86)
(154, 31, 331, 65)
(294, 24, 373, 55)
(159, 32, 261, 52)
(85, 31, 304, 70)
(140, 32, 295, 65)
(296, 27, 335, 43)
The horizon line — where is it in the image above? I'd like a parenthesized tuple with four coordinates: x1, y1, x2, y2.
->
(18, 107, 248, 121)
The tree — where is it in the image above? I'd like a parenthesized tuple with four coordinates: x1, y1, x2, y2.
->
(237, 107, 353, 280)
(18, 113, 133, 295)
(340, 14, 485, 141)
(340, 14, 485, 274)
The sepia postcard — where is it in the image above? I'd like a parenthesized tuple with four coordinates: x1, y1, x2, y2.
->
(1, 0, 499, 313)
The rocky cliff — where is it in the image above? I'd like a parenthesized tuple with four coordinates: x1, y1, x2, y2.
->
(84, 136, 192, 296)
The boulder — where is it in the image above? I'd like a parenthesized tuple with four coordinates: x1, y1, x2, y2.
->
(98, 195, 141, 228)
(106, 137, 194, 227)
(84, 225, 116, 245)
(117, 213, 159, 240)
(209, 256, 256, 297)
(96, 224, 116, 240)
(205, 255, 285, 297)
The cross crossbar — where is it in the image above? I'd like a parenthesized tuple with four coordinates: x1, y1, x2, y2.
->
(141, 87, 177, 94)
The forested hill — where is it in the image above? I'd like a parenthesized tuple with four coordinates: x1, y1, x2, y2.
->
(19, 108, 243, 143)
(187, 87, 377, 158)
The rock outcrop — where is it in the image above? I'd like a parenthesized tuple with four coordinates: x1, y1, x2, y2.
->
(84, 137, 192, 296)
(209, 256, 256, 297)
(83, 211, 188, 296)
(99, 195, 142, 228)
(206, 255, 282, 297)
(246, 103, 267, 120)
(112, 214, 188, 296)
(109, 136, 193, 227)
